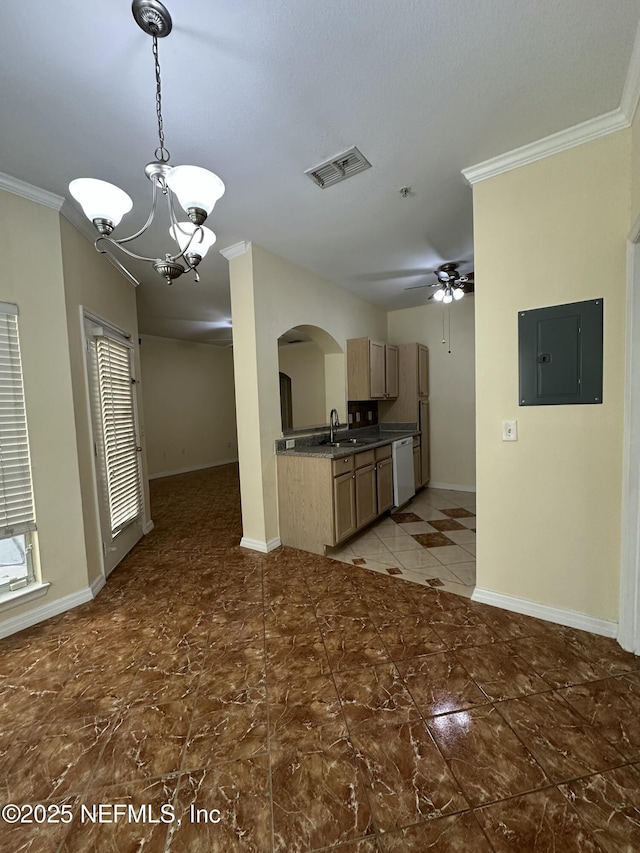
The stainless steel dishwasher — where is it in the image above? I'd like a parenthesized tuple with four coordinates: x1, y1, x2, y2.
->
(392, 437, 415, 508)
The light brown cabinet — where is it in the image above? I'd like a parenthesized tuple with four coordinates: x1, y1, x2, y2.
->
(385, 345, 399, 398)
(347, 338, 399, 401)
(418, 344, 429, 398)
(355, 463, 377, 528)
(376, 455, 393, 514)
(333, 470, 357, 543)
(277, 444, 396, 555)
(413, 438, 421, 491)
(420, 403, 430, 485)
(380, 343, 430, 487)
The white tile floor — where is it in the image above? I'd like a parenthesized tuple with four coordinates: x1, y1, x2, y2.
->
(326, 487, 476, 598)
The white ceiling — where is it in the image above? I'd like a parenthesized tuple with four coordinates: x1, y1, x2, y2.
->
(2, 1, 639, 344)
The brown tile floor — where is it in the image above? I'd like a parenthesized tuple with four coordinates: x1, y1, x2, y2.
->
(1, 464, 640, 852)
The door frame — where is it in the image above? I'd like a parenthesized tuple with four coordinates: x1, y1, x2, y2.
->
(80, 308, 146, 579)
(619, 217, 640, 654)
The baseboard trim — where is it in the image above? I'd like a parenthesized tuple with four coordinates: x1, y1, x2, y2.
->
(428, 482, 476, 493)
(471, 587, 618, 638)
(240, 536, 282, 553)
(143, 520, 155, 534)
(90, 574, 106, 599)
(0, 585, 94, 639)
(148, 459, 238, 480)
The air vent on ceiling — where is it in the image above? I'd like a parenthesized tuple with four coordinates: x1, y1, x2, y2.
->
(305, 146, 371, 188)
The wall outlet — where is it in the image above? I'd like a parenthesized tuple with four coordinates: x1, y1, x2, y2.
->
(285, 439, 295, 449)
(355, 412, 361, 422)
(502, 420, 518, 441)
(368, 411, 373, 421)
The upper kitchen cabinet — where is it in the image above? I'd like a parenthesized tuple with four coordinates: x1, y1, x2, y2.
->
(380, 343, 429, 423)
(418, 344, 429, 398)
(347, 338, 399, 401)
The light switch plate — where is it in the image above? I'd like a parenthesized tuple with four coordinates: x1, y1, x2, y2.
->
(502, 420, 518, 441)
(285, 439, 295, 449)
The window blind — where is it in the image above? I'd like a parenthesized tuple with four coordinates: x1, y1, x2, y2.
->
(95, 335, 141, 536)
(0, 305, 36, 537)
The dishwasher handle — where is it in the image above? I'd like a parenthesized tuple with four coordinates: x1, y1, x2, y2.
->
(393, 437, 413, 448)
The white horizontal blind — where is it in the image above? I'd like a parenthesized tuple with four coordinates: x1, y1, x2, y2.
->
(96, 335, 141, 536)
(0, 305, 36, 537)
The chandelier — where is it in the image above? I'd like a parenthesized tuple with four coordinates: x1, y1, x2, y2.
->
(68, 0, 224, 285)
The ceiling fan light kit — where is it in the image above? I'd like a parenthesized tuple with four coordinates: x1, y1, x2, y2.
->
(68, 0, 225, 285)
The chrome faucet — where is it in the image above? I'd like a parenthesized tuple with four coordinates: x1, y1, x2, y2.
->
(329, 408, 340, 443)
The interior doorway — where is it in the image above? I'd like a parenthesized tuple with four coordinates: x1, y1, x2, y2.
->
(279, 372, 293, 431)
(619, 226, 640, 654)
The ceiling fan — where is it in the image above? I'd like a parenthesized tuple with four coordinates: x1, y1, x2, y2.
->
(404, 262, 474, 303)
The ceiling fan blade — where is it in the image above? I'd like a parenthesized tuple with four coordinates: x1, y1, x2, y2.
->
(403, 282, 439, 291)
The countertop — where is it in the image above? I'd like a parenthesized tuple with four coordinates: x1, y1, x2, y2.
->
(275, 428, 420, 459)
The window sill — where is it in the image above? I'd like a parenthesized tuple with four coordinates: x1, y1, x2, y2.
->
(0, 582, 50, 614)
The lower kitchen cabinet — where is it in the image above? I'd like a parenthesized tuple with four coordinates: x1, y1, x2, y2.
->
(413, 438, 421, 491)
(355, 463, 377, 528)
(333, 470, 357, 543)
(375, 444, 393, 514)
(277, 444, 398, 555)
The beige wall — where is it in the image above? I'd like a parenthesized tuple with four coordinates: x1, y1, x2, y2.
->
(388, 298, 476, 488)
(59, 216, 146, 587)
(229, 243, 387, 548)
(631, 104, 640, 227)
(473, 130, 630, 622)
(278, 341, 327, 428)
(140, 335, 237, 477)
(0, 193, 89, 624)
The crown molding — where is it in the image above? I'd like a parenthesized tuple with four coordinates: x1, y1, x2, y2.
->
(220, 241, 249, 260)
(0, 171, 64, 210)
(463, 21, 640, 187)
(621, 16, 640, 124)
(462, 108, 629, 185)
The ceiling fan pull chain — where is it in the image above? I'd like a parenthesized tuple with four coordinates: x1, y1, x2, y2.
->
(448, 306, 452, 354)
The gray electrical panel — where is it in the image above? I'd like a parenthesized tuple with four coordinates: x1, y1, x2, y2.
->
(518, 299, 603, 406)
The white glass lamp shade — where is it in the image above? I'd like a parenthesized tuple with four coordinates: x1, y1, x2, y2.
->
(433, 288, 445, 302)
(69, 178, 132, 227)
(443, 290, 453, 304)
(166, 166, 225, 216)
(169, 222, 217, 258)
(453, 288, 464, 300)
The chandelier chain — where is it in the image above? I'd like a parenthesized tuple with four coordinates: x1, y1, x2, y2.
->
(152, 35, 170, 163)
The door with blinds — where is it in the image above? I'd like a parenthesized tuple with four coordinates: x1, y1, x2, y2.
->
(0, 304, 37, 592)
(84, 317, 143, 575)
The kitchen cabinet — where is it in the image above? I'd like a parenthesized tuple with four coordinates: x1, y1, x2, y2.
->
(347, 338, 399, 401)
(277, 443, 398, 555)
(380, 343, 430, 487)
(333, 470, 357, 543)
(418, 344, 429, 397)
(355, 463, 377, 528)
(376, 448, 393, 514)
(413, 436, 421, 490)
(420, 401, 430, 485)
(385, 345, 399, 398)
